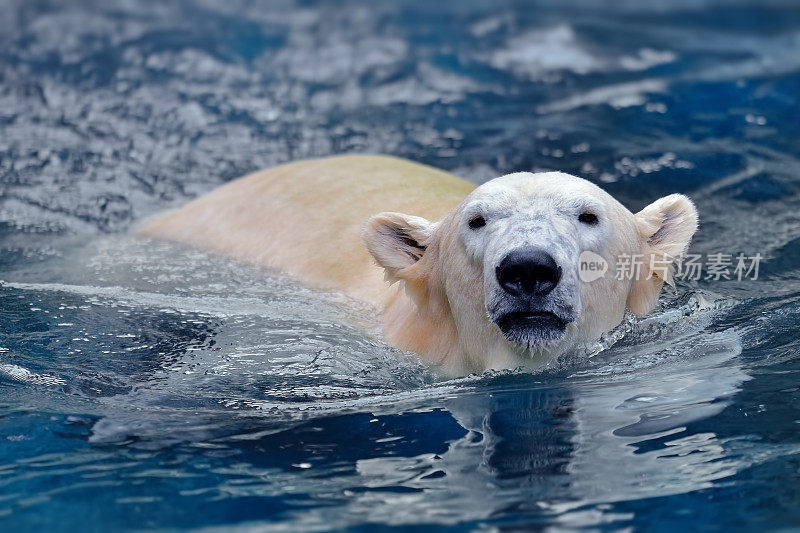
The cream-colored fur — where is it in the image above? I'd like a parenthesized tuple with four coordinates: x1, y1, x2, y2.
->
(138, 155, 698, 376)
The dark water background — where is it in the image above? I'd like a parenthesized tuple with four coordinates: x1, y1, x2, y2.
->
(1, 0, 800, 530)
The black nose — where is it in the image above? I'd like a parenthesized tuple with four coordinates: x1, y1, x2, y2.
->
(496, 247, 561, 297)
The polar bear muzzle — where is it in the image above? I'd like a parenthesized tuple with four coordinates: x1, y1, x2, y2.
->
(493, 246, 571, 346)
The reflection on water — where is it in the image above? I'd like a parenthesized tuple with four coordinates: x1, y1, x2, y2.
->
(2, 0, 800, 530)
(343, 313, 753, 528)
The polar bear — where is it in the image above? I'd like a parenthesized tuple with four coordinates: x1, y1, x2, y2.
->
(139, 155, 697, 376)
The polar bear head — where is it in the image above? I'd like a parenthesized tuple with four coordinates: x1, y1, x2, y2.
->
(362, 171, 698, 374)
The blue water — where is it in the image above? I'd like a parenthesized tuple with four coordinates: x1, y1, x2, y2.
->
(1, 0, 800, 530)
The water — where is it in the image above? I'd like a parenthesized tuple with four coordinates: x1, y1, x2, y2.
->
(1, 0, 800, 530)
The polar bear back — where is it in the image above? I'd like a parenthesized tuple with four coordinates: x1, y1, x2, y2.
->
(137, 155, 476, 305)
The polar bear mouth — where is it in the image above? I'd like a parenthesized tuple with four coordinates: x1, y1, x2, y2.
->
(496, 311, 567, 346)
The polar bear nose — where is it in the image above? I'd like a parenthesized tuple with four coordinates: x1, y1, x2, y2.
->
(496, 247, 562, 297)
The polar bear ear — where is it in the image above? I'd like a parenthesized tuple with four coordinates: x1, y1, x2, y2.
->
(361, 212, 434, 281)
(627, 194, 699, 316)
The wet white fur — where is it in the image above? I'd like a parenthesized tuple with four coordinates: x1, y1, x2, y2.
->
(364, 171, 698, 375)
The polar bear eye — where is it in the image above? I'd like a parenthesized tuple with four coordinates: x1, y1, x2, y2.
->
(578, 212, 599, 225)
(468, 215, 486, 230)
